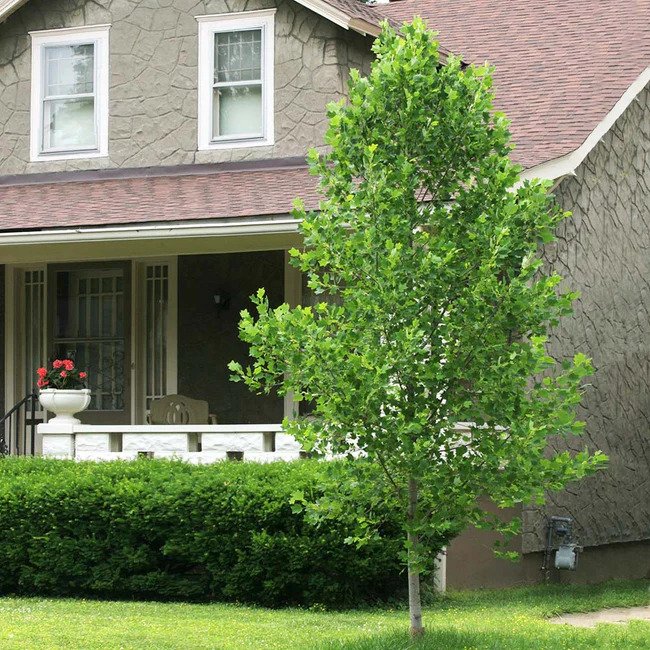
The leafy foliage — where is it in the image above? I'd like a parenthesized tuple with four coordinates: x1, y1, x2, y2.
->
(0, 457, 404, 607)
(230, 18, 607, 578)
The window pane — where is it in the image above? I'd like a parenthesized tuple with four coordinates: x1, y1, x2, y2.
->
(53, 268, 125, 412)
(44, 44, 94, 96)
(215, 30, 261, 83)
(213, 84, 262, 137)
(43, 97, 96, 150)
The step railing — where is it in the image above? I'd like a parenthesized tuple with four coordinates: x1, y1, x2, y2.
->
(0, 392, 40, 456)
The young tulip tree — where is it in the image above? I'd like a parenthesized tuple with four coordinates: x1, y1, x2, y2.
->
(230, 19, 606, 636)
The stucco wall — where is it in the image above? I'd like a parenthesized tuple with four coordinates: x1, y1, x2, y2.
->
(522, 83, 650, 553)
(0, 0, 373, 175)
(177, 250, 284, 424)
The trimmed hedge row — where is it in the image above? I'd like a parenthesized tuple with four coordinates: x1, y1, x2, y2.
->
(0, 458, 404, 607)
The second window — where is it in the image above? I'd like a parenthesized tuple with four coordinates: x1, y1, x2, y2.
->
(198, 11, 275, 150)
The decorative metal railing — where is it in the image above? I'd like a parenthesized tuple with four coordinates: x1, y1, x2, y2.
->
(0, 393, 39, 456)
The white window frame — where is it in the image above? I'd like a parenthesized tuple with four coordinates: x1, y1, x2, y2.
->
(196, 10, 275, 151)
(29, 24, 110, 162)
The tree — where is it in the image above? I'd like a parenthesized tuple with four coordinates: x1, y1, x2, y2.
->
(229, 19, 606, 636)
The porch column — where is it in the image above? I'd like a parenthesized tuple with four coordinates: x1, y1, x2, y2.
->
(433, 549, 447, 593)
(39, 423, 76, 459)
(283, 251, 301, 420)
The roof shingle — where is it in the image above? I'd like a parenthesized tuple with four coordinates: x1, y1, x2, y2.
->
(2, 1, 649, 234)
(0, 159, 320, 232)
(375, 0, 650, 169)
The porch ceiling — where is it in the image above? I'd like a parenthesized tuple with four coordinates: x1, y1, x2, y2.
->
(0, 157, 320, 233)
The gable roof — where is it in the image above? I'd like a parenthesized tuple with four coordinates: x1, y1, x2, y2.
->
(291, 0, 387, 35)
(376, 0, 650, 177)
(2, 0, 649, 180)
(0, 0, 388, 36)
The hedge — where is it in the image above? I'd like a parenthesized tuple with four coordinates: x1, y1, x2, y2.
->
(0, 457, 405, 607)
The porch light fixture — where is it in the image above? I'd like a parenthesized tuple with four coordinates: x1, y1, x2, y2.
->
(213, 291, 231, 312)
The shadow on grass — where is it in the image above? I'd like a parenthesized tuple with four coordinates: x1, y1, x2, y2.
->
(423, 579, 650, 616)
(318, 628, 547, 650)
(318, 580, 650, 650)
(319, 624, 650, 650)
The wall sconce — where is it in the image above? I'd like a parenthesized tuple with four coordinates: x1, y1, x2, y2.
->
(213, 291, 231, 312)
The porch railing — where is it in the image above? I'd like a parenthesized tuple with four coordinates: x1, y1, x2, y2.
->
(37, 423, 303, 463)
(0, 393, 40, 456)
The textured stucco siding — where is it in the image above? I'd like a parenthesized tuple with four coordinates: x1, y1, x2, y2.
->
(177, 250, 284, 424)
(522, 83, 650, 553)
(0, 0, 373, 175)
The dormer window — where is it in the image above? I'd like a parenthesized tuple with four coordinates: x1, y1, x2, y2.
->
(197, 10, 275, 150)
(29, 25, 109, 162)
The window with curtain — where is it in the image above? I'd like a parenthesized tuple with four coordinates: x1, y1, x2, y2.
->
(42, 43, 96, 152)
(213, 30, 263, 138)
(197, 11, 275, 150)
(30, 25, 109, 161)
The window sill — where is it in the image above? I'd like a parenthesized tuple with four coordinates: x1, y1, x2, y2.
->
(198, 136, 274, 152)
(30, 150, 109, 163)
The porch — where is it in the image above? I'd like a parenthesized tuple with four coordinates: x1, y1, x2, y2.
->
(3, 235, 307, 460)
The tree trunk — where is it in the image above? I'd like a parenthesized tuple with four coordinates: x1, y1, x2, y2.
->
(407, 477, 424, 637)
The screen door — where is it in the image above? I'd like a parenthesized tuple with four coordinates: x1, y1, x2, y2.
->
(48, 262, 131, 424)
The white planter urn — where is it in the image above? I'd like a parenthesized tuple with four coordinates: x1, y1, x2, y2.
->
(39, 389, 92, 425)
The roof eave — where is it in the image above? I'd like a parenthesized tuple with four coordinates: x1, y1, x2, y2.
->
(0, 0, 27, 23)
(292, 0, 407, 40)
(0, 215, 301, 245)
(519, 65, 650, 184)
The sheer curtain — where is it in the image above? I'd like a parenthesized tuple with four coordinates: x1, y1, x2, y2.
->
(212, 29, 263, 138)
(42, 43, 96, 151)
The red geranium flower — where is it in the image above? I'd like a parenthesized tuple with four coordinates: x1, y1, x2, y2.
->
(36, 360, 88, 390)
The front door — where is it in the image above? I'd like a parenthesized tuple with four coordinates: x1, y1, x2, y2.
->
(48, 262, 131, 424)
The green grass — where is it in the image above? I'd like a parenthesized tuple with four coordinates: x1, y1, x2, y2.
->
(0, 580, 648, 649)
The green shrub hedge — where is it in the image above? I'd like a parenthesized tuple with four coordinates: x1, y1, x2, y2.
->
(0, 458, 404, 607)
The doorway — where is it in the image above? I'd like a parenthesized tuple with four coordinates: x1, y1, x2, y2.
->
(7, 257, 177, 427)
(48, 262, 131, 424)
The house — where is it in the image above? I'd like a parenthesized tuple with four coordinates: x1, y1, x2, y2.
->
(0, 0, 648, 589)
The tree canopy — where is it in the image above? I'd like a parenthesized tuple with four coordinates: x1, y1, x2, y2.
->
(230, 19, 606, 635)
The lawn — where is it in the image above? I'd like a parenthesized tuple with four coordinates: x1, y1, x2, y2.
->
(0, 580, 648, 649)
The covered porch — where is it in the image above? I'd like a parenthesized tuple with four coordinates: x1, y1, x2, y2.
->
(2, 215, 310, 461)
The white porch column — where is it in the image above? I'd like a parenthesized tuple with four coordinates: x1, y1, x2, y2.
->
(283, 250, 301, 420)
(433, 548, 447, 593)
